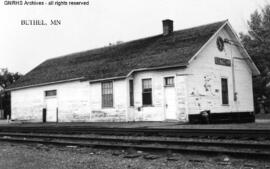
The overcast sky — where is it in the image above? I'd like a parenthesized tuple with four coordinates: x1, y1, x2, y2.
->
(0, 0, 269, 74)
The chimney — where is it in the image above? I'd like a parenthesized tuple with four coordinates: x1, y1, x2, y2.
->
(162, 19, 174, 36)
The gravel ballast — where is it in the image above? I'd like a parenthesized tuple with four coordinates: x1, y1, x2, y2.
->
(0, 142, 269, 169)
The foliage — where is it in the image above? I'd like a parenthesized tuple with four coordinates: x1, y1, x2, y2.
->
(0, 68, 21, 89)
(0, 69, 22, 118)
(240, 4, 270, 111)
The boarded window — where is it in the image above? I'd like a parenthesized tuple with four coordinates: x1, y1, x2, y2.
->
(45, 90, 57, 97)
(129, 80, 134, 107)
(165, 77, 174, 86)
(221, 78, 229, 105)
(142, 79, 152, 106)
(102, 81, 113, 108)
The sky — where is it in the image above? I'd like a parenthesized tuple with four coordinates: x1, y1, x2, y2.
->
(0, 0, 269, 74)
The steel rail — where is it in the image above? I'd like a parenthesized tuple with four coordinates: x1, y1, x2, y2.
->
(0, 127, 269, 139)
(0, 132, 269, 149)
(0, 135, 269, 157)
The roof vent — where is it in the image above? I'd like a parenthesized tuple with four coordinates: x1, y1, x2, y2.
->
(162, 19, 174, 36)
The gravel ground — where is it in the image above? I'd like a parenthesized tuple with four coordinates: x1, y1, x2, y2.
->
(0, 142, 269, 169)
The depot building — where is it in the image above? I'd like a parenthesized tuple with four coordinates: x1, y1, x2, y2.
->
(6, 20, 260, 123)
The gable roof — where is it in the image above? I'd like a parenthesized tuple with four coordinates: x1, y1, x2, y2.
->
(7, 20, 227, 90)
(222, 22, 260, 76)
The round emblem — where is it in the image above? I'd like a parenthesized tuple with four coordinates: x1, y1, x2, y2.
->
(216, 36, 224, 51)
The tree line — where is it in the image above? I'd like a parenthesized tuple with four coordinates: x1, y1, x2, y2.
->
(240, 4, 270, 114)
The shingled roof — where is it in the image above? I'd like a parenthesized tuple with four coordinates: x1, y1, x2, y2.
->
(7, 20, 227, 90)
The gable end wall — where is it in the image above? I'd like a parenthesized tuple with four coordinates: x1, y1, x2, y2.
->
(186, 27, 254, 114)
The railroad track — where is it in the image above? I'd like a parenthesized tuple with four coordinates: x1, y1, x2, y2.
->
(0, 126, 269, 140)
(0, 131, 270, 157)
(0, 125, 270, 156)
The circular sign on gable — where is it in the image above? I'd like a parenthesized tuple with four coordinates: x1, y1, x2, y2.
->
(216, 36, 224, 51)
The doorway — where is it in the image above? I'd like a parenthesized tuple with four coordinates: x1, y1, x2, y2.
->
(45, 97, 57, 122)
(164, 85, 177, 120)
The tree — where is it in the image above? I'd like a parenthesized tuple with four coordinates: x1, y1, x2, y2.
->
(0, 69, 22, 119)
(0, 68, 21, 89)
(240, 4, 270, 113)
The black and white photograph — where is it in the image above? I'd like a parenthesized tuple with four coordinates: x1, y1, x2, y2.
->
(0, 0, 270, 168)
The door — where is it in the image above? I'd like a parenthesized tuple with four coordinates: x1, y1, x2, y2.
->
(45, 98, 57, 122)
(165, 87, 177, 119)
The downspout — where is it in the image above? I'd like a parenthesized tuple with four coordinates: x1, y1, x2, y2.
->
(231, 44, 237, 102)
(224, 39, 237, 102)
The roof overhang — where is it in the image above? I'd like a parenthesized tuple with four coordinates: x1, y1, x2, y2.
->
(225, 22, 260, 76)
(5, 77, 85, 92)
(188, 20, 260, 76)
(7, 64, 188, 91)
(89, 64, 187, 83)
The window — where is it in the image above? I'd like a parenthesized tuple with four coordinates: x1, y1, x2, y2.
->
(102, 81, 113, 108)
(129, 80, 134, 107)
(142, 79, 152, 106)
(45, 90, 57, 97)
(164, 77, 174, 86)
(221, 78, 229, 105)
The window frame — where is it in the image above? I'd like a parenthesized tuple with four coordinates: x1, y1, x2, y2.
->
(44, 90, 57, 98)
(101, 81, 114, 108)
(164, 76, 175, 87)
(129, 79, 134, 107)
(221, 78, 229, 105)
(142, 78, 152, 106)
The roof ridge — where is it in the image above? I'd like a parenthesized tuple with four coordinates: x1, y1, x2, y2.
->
(174, 19, 227, 33)
(45, 19, 227, 62)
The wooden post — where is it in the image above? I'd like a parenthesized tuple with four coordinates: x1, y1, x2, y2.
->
(56, 108, 59, 123)
(42, 108, 46, 123)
